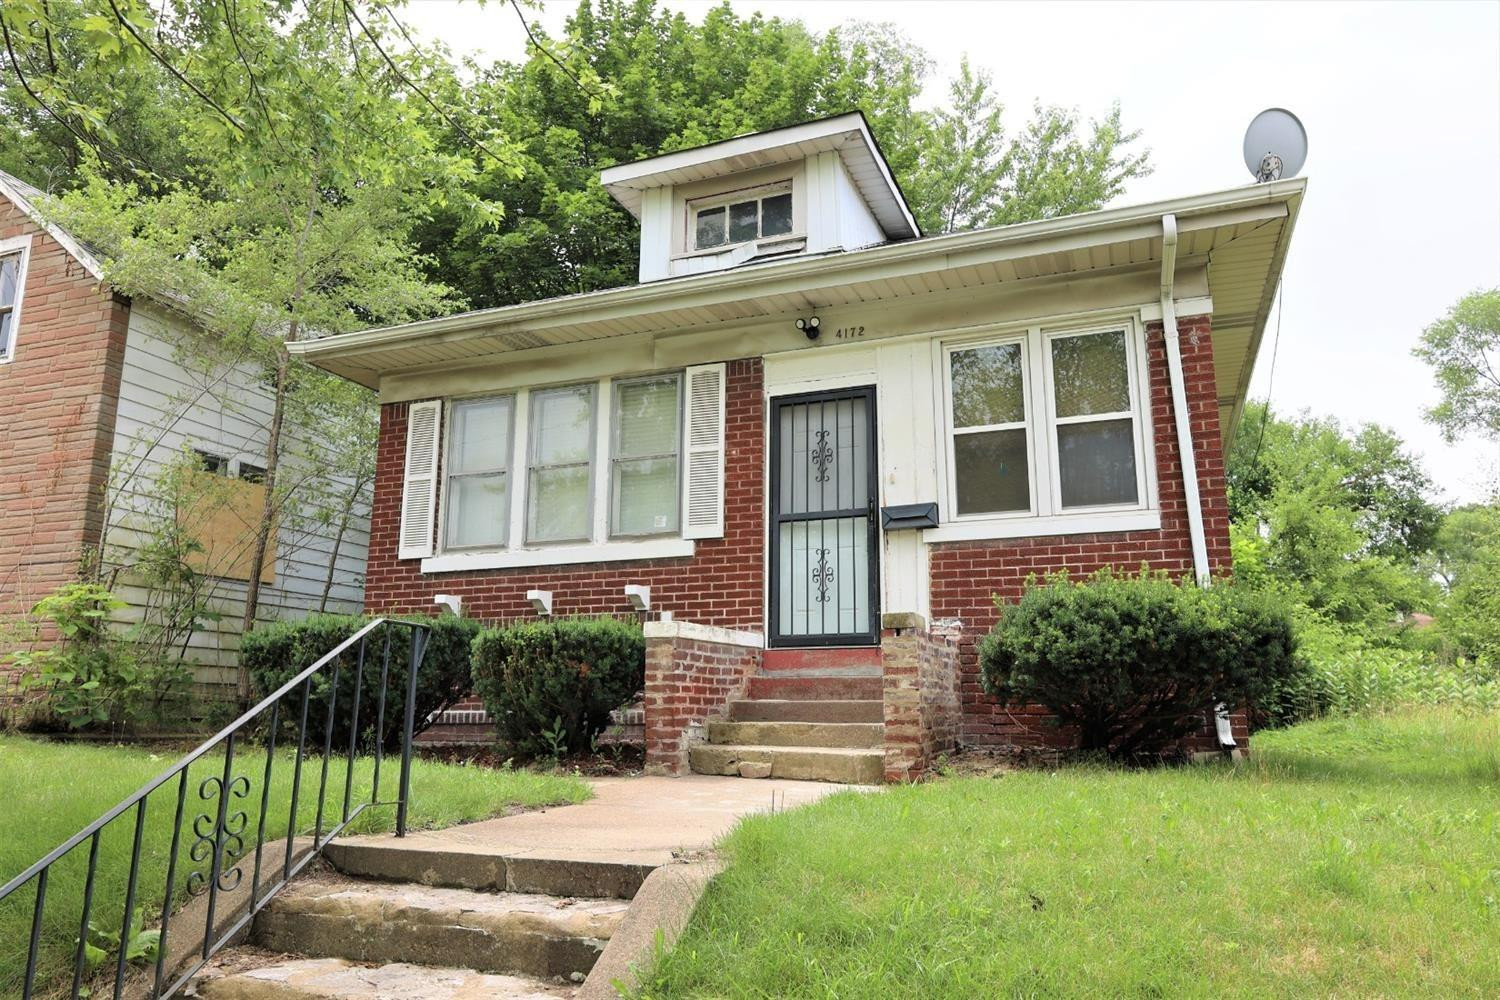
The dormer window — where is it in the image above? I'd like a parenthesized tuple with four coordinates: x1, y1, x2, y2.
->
(691, 183, 794, 251)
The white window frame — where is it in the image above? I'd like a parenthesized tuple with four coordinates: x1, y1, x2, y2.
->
(609, 372, 683, 539)
(0, 234, 34, 365)
(525, 382, 598, 546)
(944, 332, 1039, 520)
(685, 180, 795, 255)
(935, 318, 1157, 535)
(439, 393, 516, 552)
(423, 370, 698, 571)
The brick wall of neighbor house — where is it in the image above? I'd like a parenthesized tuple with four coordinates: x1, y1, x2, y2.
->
(930, 315, 1246, 752)
(0, 201, 129, 678)
(363, 358, 765, 626)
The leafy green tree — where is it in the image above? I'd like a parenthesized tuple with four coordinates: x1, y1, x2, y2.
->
(1226, 402, 1440, 630)
(1414, 287, 1500, 444)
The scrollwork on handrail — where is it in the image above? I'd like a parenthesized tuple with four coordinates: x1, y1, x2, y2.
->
(185, 773, 251, 897)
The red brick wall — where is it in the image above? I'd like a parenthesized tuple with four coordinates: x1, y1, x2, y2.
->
(363, 358, 765, 627)
(0, 199, 129, 627)
(929, 315, 1240, 748)
(644, 631, 762, 774)
(882, 618, 962, 781)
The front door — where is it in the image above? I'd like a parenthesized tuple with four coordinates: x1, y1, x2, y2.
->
(769, 387, 880, 647)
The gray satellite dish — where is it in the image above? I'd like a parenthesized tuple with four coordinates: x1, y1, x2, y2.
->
(1243, 108, 1307, 182)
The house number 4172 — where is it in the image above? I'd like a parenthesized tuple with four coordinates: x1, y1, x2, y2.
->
(833, 325, 866, 340)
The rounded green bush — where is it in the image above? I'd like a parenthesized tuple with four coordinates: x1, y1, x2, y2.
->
(241, 613, 480, 751)
(978, 569, 1298, 758)
(470, 617, 644, 758)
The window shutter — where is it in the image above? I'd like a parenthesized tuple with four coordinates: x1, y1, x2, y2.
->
(398, 400, 442, 559)
(681, 363, 727, 539)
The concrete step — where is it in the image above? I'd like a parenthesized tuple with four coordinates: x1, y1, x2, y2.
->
(323, 839, 652, 900)
(707, 719, 883, 749)
(253, 875, 628, 980)
(747, 675, 883, 701)
(196, 956, 574, 999)
(689, 743, 884, 784)
(760, 647, 882, 675)
(729, 698, 883, 723)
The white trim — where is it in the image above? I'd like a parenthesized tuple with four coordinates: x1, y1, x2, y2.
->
(0, 172, 105, 281)
(0, 234, 34, 364)
(1140, 295, 1212, 322)
(924, 508, 1162, 544)
(643, 619, 764, 649)
(421, 537, 695, 573)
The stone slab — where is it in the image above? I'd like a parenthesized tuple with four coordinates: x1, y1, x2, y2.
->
(578, 860, 723, 1000)
(707, 719, 884, 749)
(197, 956, 574, 1000)
(689, 744, 885, 784)
(729, 699, 884, 723)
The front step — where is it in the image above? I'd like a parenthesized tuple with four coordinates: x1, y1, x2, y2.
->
(196, 957, 573, 1000)
(707, 719, 882, 749)
(689, 743, 884, 784)
(729, 699, 883, 723)
(747, 675, 883, 700)
(253, 874, 627, 980)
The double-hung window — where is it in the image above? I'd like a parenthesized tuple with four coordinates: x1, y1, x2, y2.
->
(945, 323, 1148, 523)
(0, 245, 25, 361)
(692, 184, 794, 251)
(526, 384, 597, 544)
(611, 374, 682, 536)
(445, 395, 514, 549)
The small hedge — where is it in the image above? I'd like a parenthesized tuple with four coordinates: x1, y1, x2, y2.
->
(241, 613, 481, 751)
(471, 617, 644, 758)
(978, 569, 1297, 759)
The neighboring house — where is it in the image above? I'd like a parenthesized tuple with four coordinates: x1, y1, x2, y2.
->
(292, 113, 1305, 780)
(0, 170, 370, 701)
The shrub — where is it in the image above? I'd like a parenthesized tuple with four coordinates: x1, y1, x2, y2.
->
(8, 582, 191, 731)
(978, 569, 1298, 758)
(241, 613, 480, 751)
(471, 617, 644, 758)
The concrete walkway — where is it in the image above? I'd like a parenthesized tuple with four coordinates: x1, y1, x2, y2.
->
(339, 774, 855, 870)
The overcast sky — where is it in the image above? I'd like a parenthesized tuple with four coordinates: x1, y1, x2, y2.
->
(401, 0, 1500, 504)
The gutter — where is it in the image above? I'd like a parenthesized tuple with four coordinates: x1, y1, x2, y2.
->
(1162, 213, 1237, 751)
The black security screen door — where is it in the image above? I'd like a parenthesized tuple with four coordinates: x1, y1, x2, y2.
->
(769, 387, 880, 647)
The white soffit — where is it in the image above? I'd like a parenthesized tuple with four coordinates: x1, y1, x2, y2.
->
(600, 112, 920, 241)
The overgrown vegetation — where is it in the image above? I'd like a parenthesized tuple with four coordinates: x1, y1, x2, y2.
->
(979, 569, 1297, 757)
(240, 614, 481, 751)
(471, 617, 644, 759)
(0, 734, 592, 998)
(636, 709, 1500, 998)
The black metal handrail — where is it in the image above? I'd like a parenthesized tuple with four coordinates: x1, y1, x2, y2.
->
(0, 616, 431, 1000)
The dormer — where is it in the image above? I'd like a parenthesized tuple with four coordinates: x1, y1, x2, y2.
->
(601, 112, 921, 283)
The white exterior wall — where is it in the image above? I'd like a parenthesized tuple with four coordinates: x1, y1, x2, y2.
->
(105, 305, 370, 689)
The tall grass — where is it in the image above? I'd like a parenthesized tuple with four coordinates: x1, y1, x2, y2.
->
(0, 735, 591, 998)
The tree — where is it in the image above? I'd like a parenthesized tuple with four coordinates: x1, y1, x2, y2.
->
(1414, 288, 1500, 444)
(1226, 401, 1440, 630)
(9, 0, 513, 699)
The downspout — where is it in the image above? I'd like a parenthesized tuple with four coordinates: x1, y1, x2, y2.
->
(1159, 214, 1236, 751)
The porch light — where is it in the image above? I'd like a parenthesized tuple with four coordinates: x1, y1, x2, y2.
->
(624, 584, 651, 612)
(527, 589, 553, 616)
(794, 315, 821, 340)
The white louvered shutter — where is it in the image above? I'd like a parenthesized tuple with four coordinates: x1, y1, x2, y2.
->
(681, 363, 726, 539)
(398, 400, 442, 559)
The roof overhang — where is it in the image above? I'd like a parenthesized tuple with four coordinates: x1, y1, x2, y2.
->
(292, 178, 1306, 446)
(0, 169, 105, 281)
(600, 112, 920, 241)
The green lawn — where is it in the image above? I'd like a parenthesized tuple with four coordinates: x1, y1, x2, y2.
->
(0, 734, 591, 998)
(639, 710, 1500, 999)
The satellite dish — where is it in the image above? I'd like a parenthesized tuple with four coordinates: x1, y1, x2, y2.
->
(1243, 108, 1307, 182)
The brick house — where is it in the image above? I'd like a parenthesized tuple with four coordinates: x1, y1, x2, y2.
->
(0, 171, 370, 700)
(292, 114, 1305, 781)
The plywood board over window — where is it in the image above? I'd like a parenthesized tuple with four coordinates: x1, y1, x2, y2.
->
(176, 470, 277, 584)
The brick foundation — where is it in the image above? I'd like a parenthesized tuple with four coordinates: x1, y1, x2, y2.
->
(880, 614, 962, 782)
(642, 622, 762, 774)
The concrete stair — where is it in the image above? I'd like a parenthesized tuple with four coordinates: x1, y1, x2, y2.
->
(196, 862, 631, 998)
(691, 651, 886, 784)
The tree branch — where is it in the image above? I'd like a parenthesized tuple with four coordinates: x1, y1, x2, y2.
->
(104, 0, 245, 135)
